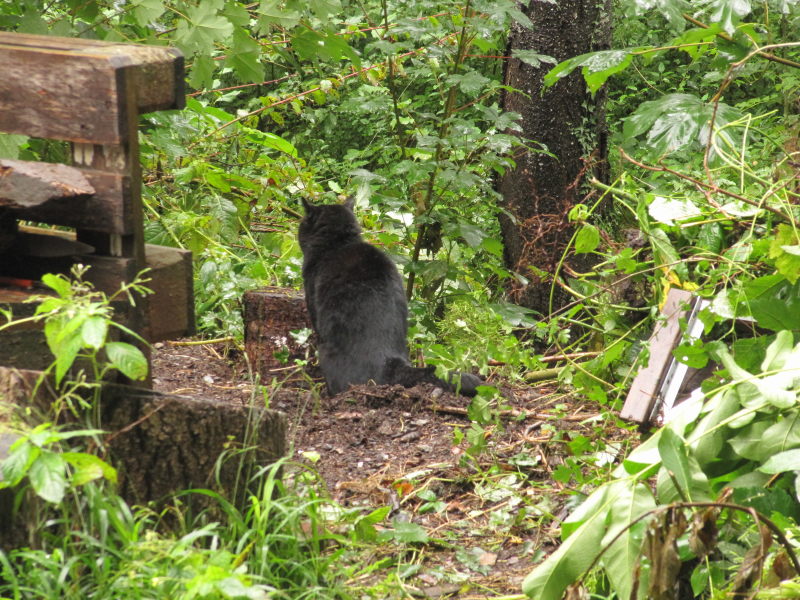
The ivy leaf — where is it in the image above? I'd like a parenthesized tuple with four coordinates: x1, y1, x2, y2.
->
(105, 342, 149, 381)
(623, 93, 744, 164)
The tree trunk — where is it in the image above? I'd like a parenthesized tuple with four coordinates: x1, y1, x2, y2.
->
(499, 0, 611, 315)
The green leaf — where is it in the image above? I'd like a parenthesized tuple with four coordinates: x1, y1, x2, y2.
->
(574, 224, 600, 254)
(523, 480, 640, 599)
(759, 448, 800, 474)
(41, 273, 72, 299)
(544, 49, 641, 94)
(648, 196, 701, 226)
(744, 275, 800, 331)
(447, 71, 490, 95)
(245, 130, 298, 157)
(769, 224, 800, 284)
(1, 440, 39, 486)
(226, 28, 264, 84)
(292, 29, 360, 66)
(703, 0, 752, 34)
(730, 412, 800, 461)
(28, 451, 67, 503)
(62, 452, 118, 485)
(0, 133, 28, 159)
(512, 49, 556, 68)
(623, 93, 744, 163)
(131, 0, 164, 26)
(188, 54, 216, 91)
(81, 316, 108, 350)
(257, 0, 302, 29)
(105, 342, 149, 381)
(649, 228, 687, 281)
(175, 4, 234, 57)
(308, 0, 341, 21)
(390, 519, 429, 544)
(599, 483, 657, 600)
(657, 428, 711, 503)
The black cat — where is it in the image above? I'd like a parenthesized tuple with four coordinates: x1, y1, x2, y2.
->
(298, 198, 481, 396)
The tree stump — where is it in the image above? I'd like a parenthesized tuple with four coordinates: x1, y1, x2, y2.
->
(0, 367, 287, 548)
(243, 287, 313, 381)
(101, 385, 286, 505)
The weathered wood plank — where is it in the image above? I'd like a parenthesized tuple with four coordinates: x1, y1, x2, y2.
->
(144, 244, 195, 342)
(0, 159, 94, 208)
(9, 169, 134, 234)
(0, 32, 184, 143)
(620, 289, 694, 424)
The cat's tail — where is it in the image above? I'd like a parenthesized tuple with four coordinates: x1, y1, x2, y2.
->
(383, 358, 482, 397)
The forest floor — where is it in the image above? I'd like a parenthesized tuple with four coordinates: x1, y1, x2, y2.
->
(151, 338, 634, 598)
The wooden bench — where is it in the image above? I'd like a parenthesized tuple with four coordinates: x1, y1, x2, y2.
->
(0, 31, 193, 362)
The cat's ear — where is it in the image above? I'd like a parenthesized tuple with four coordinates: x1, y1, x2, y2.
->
(343, 196, 355, 212)
(301, 197, 314, 214)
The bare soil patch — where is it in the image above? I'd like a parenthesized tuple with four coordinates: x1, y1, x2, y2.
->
(151, 338, 633, 597)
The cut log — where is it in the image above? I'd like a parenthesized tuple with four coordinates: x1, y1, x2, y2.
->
(243, 287, 313, 381)
(0, 159, 95, 208)
(101, 385, 286, 506)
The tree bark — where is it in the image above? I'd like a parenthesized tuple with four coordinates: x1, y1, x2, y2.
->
(499, 0, 611, 315)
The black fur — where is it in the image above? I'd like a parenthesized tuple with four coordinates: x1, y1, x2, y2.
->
(298, 198, 481, 396)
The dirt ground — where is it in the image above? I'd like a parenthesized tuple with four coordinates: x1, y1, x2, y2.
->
(151, 339, 632, 597)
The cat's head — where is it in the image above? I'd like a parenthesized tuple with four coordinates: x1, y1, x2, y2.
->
(298, 197, 361, 251)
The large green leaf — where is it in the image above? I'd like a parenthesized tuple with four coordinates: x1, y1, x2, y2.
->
(105, 342, 149, 381)
(28, 451, 67, 503)
(599, 482, 656, 599)
(623, 93, 744, 162)
(743, 275, 800, 331)
(292, 29, 360, 66)
(226, 28, 264, 84)
(524, 479, 651, 599)
(174, 3, 234, 57)
(656, 428, 712, 503)
(1, 440, 39, 487)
